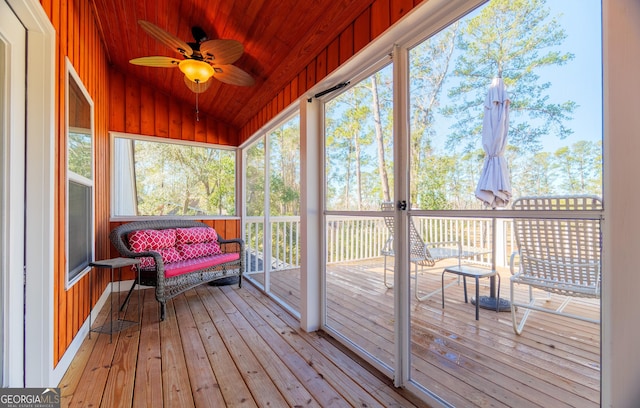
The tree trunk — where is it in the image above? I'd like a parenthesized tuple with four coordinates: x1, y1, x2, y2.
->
(370, 75, 390, 203)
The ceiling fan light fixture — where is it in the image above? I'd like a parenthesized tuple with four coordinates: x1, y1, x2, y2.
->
(178, 59, 214, 83)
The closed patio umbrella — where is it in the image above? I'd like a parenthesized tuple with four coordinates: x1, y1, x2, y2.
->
(475, 77, 511, 208)
(475, 77, 511, 311)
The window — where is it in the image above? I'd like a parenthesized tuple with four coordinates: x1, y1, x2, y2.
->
(324, 63, 394, 211)
(243, 112, 301, 312)
(112, 135, 237, 217)
(66, 61, 94, 285)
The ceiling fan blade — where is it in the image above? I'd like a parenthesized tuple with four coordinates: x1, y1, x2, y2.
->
(183, 76, 212, 93)
(138, 20, 193, 57)
(129, 56, 181, 67)
(200, 40, 244, 65)
(213, 64, 255, 86)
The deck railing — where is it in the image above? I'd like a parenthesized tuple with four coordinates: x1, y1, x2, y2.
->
(244, 215, 515, 273)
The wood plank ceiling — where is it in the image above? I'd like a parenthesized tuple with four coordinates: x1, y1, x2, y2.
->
(91, 0, 376, 129)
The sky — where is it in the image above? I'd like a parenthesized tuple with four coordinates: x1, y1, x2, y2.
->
(538, 0, 603, 150)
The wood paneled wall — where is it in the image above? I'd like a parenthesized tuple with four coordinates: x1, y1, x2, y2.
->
(38, 0, 110, 364)
(108, 70, 239, 145)
(239, 0, 422, 141)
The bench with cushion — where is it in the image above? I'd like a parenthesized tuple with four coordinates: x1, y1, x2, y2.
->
(110, 220, 244, 320)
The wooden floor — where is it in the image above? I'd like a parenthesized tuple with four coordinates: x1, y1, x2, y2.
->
(252, 259, 601, 408)
(59, 280, 423, 407)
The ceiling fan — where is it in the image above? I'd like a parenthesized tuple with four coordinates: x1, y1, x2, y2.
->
(130, 20, 255, 93)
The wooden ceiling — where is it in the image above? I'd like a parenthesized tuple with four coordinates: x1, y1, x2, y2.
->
(91, 0, 376, 129)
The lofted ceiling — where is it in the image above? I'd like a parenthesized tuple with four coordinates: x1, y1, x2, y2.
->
(91, 0, 376, 129)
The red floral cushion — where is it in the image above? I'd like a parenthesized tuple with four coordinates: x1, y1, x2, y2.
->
(127, 229, 181, 268)
(175, 227, 218, 245)
(138, 247, 181, 269)
(128, 229, 177, 251)
(177, 241, 222, 260)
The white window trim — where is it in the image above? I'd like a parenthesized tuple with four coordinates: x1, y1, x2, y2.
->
(65, 58, 95, 289)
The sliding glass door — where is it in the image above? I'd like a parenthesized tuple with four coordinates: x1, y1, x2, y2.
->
(318, 1, 602, 406)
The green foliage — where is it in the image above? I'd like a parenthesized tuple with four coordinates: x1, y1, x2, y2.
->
(133, 140, 236, 216)
(269, 122, 301, 216)
(409, 23, 460, 205)
(68, 132, 92, 179)
(279, 0, 601, 214)
(552, 140, 602, 194)
(245, 140, 266, 217)
(325, 65, 394, 211)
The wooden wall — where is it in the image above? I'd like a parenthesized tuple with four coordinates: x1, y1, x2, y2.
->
(108, 70, 240, 145)
(239, 0, 421, 141)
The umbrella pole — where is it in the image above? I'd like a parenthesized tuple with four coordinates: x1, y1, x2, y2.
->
(491, 215, 497, 297)
(475, 215, 511, 311)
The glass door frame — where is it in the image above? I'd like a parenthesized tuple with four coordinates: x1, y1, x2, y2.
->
(317, 52, 411, 384)
(315, 2, 488, 402)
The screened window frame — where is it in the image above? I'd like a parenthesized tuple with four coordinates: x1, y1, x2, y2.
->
(110, 132, 240, 220)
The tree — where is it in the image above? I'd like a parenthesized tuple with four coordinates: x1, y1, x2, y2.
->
(133, 140, 236, 216)
(552, 140, 602, 195)
(269, 119, 301, 216)
(514, 151, 555, 196)
(68, 132, 92, 179)
(444, 0, 576, 155)
(325, 80, 381, 210)
(245, 140, 266, 217)
(370, 74, 391, 203)
(409, 22, 459, 206)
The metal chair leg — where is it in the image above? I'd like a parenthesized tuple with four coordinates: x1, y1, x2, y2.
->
(119, 281, 137, 312)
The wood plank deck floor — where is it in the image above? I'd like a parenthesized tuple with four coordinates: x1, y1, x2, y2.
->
(59, 280, 423, 408)
(251, 258, 601, 408)
(60, 258, 600, 407)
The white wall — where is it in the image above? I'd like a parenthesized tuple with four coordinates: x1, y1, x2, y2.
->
(602, 0, 640, 406)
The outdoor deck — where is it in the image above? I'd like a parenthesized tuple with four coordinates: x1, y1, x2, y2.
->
(59, 258, 600, 407)
(252, 258, 601, 407)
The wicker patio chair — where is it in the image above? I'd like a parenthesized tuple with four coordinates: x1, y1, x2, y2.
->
(509, 195, 602, 334)
(381, 202, 488, 300)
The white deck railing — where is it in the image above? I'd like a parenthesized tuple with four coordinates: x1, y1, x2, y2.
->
(243, 215, 515, 273)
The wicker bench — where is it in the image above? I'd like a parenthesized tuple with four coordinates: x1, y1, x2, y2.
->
(110, 220, 244, 320)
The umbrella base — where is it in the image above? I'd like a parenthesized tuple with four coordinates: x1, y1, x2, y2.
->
(472, 296, 511, 312)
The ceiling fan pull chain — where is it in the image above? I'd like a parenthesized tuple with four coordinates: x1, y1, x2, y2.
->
(195, 81, 200, 121)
